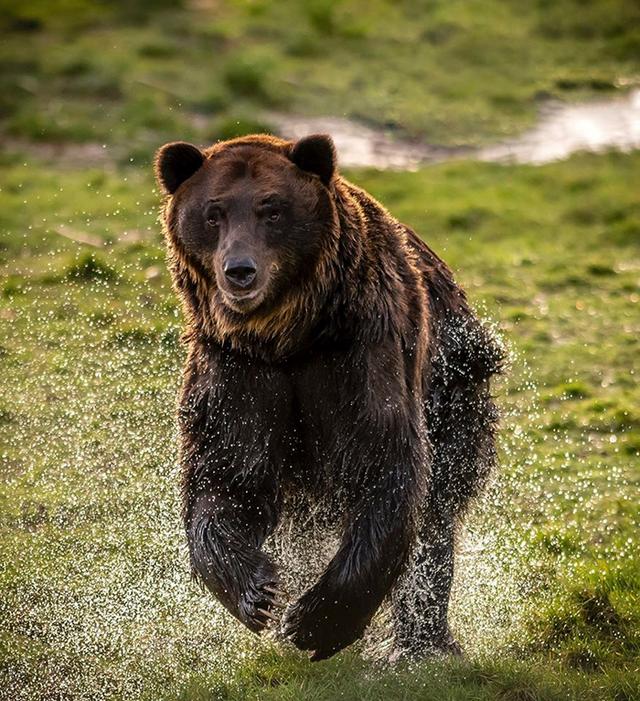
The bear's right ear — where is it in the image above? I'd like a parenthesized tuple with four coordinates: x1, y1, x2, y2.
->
(154, 142, 205, 195)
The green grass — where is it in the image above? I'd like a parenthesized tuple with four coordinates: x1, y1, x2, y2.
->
(1, 0, 639, 151)
(1, 5, 640, 696)
(1, 147, 639, 699)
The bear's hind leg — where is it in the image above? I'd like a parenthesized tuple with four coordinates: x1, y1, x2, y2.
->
(391, 379, 499, 660)
(391, 509, 461, 660)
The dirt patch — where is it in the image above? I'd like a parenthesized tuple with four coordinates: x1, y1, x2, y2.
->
(0, 138, 120, 168)
(3, 89, 639, 170)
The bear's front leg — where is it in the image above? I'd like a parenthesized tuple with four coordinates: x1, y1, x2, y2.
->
(187, 484, 285, 633)
(179, 348, 294, 633)
(283, 426, 427, 660)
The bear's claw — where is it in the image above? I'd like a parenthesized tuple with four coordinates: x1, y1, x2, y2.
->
(257, 607, 280, 622)
(264, 585, 287, 599)
(240, 574, 289, 633)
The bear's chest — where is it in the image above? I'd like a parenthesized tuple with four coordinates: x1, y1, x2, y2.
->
(199, 343, 402, 503)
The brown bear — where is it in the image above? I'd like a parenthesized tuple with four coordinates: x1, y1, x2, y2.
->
(155, 133, 503, 661)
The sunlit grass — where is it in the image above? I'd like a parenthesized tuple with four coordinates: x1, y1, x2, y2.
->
(1, 150, 639, 699)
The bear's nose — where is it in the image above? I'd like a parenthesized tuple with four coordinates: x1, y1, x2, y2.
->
(223, 257, 257, 288)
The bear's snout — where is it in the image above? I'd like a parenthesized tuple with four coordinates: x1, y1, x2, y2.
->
(223, 257, 258, 289)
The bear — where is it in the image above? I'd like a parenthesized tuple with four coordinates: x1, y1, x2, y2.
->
(154, 133, 504, 661)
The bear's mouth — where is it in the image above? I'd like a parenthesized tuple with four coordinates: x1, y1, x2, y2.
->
(219, 286, 265, 314)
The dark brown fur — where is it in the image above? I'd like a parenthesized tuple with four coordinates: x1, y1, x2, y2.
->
(155, 134, 503, 660)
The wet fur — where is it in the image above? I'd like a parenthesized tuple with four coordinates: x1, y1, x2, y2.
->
(157, 134, 504, 660)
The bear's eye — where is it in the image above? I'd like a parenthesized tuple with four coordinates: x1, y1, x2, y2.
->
(206, 207, 222, 228)
(266, 210, 281, 223)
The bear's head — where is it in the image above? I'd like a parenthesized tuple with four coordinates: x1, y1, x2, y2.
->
(155, 134, 341, 352)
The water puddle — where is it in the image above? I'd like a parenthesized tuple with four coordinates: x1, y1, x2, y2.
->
(270, 114, 471, 169)
(271, 88, 640, 169)
(478, 87, 640, 165)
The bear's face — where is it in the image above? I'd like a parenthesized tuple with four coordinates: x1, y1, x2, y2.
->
(156, 135, 338, 318)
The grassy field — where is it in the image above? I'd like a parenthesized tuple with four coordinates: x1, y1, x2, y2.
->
(1, 149, 639, 700)
(1, 0, 640, 150)
(1, 1, 640, 699)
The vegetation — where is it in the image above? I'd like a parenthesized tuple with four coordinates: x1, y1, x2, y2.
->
(1, 149, 638, 700)
(1, 1, 639, 699)
(1, 0, 639, 149)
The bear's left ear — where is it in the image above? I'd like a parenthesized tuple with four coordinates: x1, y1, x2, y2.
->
(289, 134, 336, 186)
(155, 141, 205, 195)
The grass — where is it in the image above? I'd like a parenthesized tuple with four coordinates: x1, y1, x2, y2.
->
(1, 1, 639, 697)
(1, 0, 639, 151)
(1, 148, 639, 700)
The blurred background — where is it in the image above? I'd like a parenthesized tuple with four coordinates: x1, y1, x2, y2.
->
(1, 2, 639, 701)
(2, 0, 640, 160)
